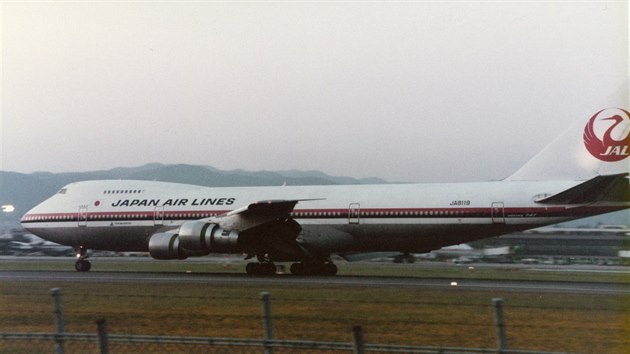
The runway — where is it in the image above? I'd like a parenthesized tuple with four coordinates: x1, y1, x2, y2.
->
(2, 256, 628, 295)
(2, 270, 628, 295)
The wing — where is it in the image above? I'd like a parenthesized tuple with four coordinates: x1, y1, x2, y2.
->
(148, 198, 326, 262)
(206, 199, 321, 231)
(206, 199, 327, 262)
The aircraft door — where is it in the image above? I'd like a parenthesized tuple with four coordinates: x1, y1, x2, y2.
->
(78, 206, 88, 227)
(491, 202, 505, 224)
(154, 206, 165, 226)
(348, 203, 360, 224)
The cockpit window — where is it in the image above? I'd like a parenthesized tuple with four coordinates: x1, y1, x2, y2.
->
(57, 188, 67, 195)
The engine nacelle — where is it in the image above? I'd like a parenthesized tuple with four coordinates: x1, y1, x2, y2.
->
(148, 232, 188, 260)
(177, 221, 241, 253)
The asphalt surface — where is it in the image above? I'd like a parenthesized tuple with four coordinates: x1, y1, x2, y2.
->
(1, 269, 628, 295)
(2, 256, 629, 295)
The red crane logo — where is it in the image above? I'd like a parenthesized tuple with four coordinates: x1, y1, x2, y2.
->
(583, 108, 630, 162)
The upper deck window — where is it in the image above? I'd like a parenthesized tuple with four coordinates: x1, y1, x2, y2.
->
(103, 189, 143, 194)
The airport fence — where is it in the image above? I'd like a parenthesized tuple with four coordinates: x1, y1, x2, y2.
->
(0, 288, 579, 354)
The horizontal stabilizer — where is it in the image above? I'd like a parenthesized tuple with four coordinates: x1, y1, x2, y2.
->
(535, 173, 629, 204)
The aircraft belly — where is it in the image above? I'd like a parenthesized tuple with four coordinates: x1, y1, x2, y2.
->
(301, 223, 528, 254)
(79, 226, 154, 252)
(24, 225, 154, 252)
(24, 225, 82, 247)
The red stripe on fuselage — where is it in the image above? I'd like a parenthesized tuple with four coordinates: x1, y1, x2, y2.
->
(20, 205, 625, 224)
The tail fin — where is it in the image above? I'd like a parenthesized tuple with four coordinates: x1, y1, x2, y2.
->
(507, 108, 630, 181)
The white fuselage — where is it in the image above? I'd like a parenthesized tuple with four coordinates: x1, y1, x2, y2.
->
(20, 179, 626, 258)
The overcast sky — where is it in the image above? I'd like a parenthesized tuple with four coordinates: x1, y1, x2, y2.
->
(1, 1, 627, 182)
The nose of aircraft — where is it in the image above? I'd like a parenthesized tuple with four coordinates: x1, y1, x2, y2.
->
(20, 204, 39, 232)
(19, 200, 64, 245)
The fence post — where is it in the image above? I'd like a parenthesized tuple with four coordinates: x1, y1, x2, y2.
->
(260, 291, 273, 354)
(51, 288, 65, 354)
(352, 325, 365, 354)
(96, 318, 109, 354)
(493, 298, 507, 353)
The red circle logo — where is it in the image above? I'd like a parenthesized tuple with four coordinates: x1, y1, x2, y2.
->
(94, 201, 101, 207)
(583, 108, 630, 162)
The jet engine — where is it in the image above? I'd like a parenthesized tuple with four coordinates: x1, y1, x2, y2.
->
(148, 221, 241, 260)
(148, 232, 189, 260)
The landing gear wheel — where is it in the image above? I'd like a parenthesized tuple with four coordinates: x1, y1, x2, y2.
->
(323, 263, 338, 276)
(262, 263, 276, 275)
(290, 262, 337, 276)
(74, 246, 91, 272)
(75, 259, 91, 272)
(246, 262, 276, 276)
(245, 263, 260, 275)
(290, 263, 304, 275)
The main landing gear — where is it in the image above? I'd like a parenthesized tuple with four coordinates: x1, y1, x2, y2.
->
(74, 246, 91, 272)
(289, 262, 337, 276)
(245, 261, 338, 276)
(245, 262, 277, 276)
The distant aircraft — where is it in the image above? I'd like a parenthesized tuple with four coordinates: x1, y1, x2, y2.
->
(424, 244, 512, 263)
(0, 232, 15, 254)
(526, 226, 630, 236)
(10, 234, 74, 256)
(21, 108, 630, 274)
(428, 244, 479, 262)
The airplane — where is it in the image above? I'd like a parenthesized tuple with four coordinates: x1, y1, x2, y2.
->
(21, 108, 630, 275)
(429, 244, 512, 263)
(10, 234, 74, 256)
(0, 231, 18, 255)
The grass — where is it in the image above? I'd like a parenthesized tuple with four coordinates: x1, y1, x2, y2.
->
(1, 258, 629, 353)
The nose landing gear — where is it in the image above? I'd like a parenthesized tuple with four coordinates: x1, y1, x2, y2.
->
(74, 246, 91, 272)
